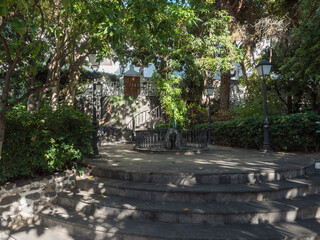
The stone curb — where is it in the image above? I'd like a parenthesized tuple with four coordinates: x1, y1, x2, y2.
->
(56, 191, 320, 225)
(0, 170, 76, 229)
(39, 208, 320, 240)
(89, 163, 315, 185)
(76, 175, 320, 203)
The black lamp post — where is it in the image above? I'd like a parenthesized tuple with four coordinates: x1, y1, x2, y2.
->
(89, 54, 101, 156)
(205, 84, 214, 143)
(256, 59, 272, 152)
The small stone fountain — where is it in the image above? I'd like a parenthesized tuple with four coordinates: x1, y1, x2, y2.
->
(134, 110, 208, 153)
(165, 128, 182, 149)
(134, 127, 208, 153)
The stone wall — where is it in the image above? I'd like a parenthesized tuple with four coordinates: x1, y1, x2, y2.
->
(0, 170, 76, 228)
(105, 96, 153, 127)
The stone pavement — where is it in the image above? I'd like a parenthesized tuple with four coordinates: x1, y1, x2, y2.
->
(90, 142, 318, 177)
(0, 226, 84, 240)
(1, 143, 320, 240)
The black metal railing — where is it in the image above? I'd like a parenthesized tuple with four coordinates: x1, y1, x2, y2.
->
(135, 129, 208, 150)
(126, 105, 162, 131)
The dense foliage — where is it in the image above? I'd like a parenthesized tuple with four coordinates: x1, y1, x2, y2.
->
(155, 74, 187, 128)
(185, 102, 208, 128)
(235, 75, 286, 118)
(256, 0, 320, 114)
(194, 112, 320, 152)
(1, 0, 320, 186)
(0, 106, 93, 184)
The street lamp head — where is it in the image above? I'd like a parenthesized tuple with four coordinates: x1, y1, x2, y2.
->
(256, 59, 272, 77)
(205, 84, 214, 97)
(89, 54, 100, 72)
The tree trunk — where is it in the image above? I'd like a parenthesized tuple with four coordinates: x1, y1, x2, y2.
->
(317, 87, 320, 113)
(310, 91, 318, 113)
(269, 38, 273, 63)
(27, 94, 36, 112)
(65, 83, 76, 105)
(47, 36, 66, 110)
(204, 71, 210, 87)
(0, 66, 15, 175)
(250, 43, 256, 65)
(219, 72, 231, 110)
(36, 88, 43, 110)
(293, 91, 303, 113)
(65, 55, 86, 105)
(240, 61, 250, 89)
(27, 76, 36, 112)
(287, 95, 293, 114)
(0, 112, 5, 175)
(51, 86, 59, 110)
(47, 57, 63, 110)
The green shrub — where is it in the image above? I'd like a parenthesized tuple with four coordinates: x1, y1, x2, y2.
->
(154, 73, 187, 128)
(235, 74, 286, 118)
(193, 112, 320, 151)
(185, 103, 208, 128)
(154, 123, 184, 130)
(212, 109, 235, 122)
(270, 112, 320, 151)
(154, 123, 171, 130)
(0, 105, 93, 184)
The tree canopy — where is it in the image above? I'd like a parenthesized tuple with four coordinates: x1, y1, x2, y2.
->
(0, 0, 319, 151)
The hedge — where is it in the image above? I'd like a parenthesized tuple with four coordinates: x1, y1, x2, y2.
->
(0, 106, 94, 184)
(193, 112, 320, 152)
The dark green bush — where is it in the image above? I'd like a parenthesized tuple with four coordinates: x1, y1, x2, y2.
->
(270, 112, 320, 151)
(185, 103, 208, 128)
(0, 106, 93, 184)
(154, 123, 171, 130)
(154, 122, 184, 130)
(193, 112, 320, 152)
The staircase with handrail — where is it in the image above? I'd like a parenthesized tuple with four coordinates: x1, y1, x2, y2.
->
(126, 105, 163, 131)
(98, 106, 163, 144)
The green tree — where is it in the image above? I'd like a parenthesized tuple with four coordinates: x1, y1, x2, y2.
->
(154, 74, 187, 128)
(0, 0, 49, 173)
(271, 0, 320, 113)
(116, 0, 241, 119)
(41, 0, 104, 109)
(96, 0, 197, 122)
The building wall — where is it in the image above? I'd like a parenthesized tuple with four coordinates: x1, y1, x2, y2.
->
(83, 58, 246, 131)
(93, 58, 246, 103)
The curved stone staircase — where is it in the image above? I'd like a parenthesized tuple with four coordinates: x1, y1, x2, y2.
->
(38, 147, 320, 240)
(99, 106, 163, 144)
(126, 105, 163, 131)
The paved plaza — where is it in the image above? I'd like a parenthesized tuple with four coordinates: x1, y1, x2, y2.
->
(1, 143, 320, 240)
(91, 143, 318, 175)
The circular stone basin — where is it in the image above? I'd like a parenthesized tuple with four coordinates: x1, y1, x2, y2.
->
(134, 145, 209, 153)
(134, 128, 208, 153)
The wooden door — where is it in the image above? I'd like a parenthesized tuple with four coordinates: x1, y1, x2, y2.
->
(124, 76, 140, 96)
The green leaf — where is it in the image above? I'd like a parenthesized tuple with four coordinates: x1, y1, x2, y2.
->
(16, 25, 27, 37)
(20, 0, 28, 9)
(0, 0, 8, 16)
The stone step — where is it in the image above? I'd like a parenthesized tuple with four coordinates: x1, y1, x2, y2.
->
(56, 190, 320, 225)
(89, 163, 315, 185)
(88, 146, 317, 186)
(76, 174, 320, 203)
(39, 206, 320, 240)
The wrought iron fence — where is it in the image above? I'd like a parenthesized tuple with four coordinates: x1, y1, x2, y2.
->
(126, 105, 162, 130)
(135, 129, 208, 150)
